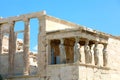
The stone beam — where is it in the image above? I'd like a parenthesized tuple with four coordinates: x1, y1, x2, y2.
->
(15, 30, 24, 34)
(0, 11, 46, 24)
(46, 30, 108, 44)
(23, 18, 30, 75)
(8, 21, 15, 76)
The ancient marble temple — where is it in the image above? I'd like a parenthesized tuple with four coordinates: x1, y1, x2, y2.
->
(0, 11, 120, 80)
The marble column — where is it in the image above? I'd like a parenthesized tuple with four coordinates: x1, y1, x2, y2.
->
(0, 24, 3, 74)
(23, 19, 30, 75)
(94, 42, 99, 65)
(8, 21, 15, 76)
(103, 44, 108, 66)
(0, 25, 3, 54)
(59, 38, 66, 63)
(74, 37, 81, 63)
(38, 16, 47, 77)
(84, 40, 92, 64)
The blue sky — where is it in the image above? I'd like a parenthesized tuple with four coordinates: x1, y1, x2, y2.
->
(0, 0, 120, 51)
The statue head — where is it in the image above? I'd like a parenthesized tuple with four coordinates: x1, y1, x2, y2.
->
(75, 36, 80, 43)
(60, 38, 64, 44)
(85, 39, 89, 45)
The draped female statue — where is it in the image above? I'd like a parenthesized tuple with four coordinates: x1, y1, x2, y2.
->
(84, 40, 92, 64)
(94, 42, 99, 65)
(74, 37, 81, 63)
(59, 39, 66, 63)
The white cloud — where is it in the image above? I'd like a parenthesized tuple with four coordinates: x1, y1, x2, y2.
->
(33, 45, 38, 51)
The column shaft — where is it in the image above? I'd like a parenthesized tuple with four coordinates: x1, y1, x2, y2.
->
(38, 16, 47, 77)
(14, 33, 17, 54)
(0, 25, 2, 54)
(8, 22, 15, 76)
(0, 24, 3, 74)
(23, 19, 30, 75)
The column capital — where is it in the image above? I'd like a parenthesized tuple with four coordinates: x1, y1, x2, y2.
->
(8, 21, 14, 26)
(103, 43, 108, 52)
(103, 43, 107, 47)
(85, 39, 89, 45)
(23, 18, 30, 22)
(94, 41, 99, 47)
(8, 21, 13, 24)
(75, 36, 80, 43)
(37, 15, 46, 21)
(45, 39, 50, 46)
(60, 38, 64, 44)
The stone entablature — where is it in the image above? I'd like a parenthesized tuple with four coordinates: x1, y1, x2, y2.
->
(46, 28, 108, 43)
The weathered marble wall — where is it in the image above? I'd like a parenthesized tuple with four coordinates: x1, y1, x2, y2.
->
(2, 36, 23, 53)
(78, 66, 110, 80)
(47, 64, 79, 80)
(46, 64, 110, 80)
(5, 75, 41, 80)
(46, 19, 78, 32)
(0, 52, 38, 76)
(107, 37, 120, 80)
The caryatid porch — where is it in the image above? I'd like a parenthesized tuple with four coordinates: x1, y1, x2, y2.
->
(46, 27, 109, 67)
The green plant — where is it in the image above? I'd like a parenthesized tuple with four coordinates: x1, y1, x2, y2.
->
(0, 75, 3, 80)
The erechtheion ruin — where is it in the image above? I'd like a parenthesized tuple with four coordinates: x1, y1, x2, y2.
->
(0, 11, 120, 80)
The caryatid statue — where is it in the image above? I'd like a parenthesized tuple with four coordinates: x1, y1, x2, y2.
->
(103, 44, 108, 66)
(59, 39, 66, 63)
(94, 42, 99, 65)
(74, 37, 81, 63)
(84, 40, 92, 64)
